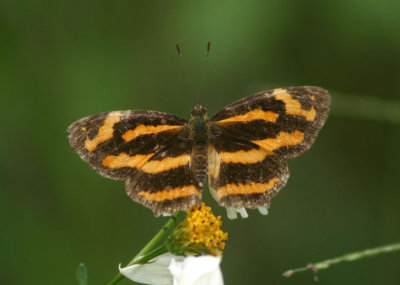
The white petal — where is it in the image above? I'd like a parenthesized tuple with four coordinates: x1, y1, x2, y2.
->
(258, 207, 269, 215)
(169, 255, 224, 285)
(225, 207, 248, 219)
(225, 207, 238, 219)
(168, 259, 183, 285)
(119, 253, 184, 285)
(237, 208, 249, 218)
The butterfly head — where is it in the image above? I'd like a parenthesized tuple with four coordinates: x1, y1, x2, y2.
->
(191, 103, 207, 118)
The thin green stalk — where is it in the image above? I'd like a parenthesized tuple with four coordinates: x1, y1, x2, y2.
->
(107, 211, 184, 285)
(283, 241, 400, 278)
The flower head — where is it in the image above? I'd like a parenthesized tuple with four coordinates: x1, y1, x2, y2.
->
(167, 203, 228, 256)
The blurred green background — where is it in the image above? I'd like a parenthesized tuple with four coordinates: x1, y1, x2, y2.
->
(1, 1, 400, 284)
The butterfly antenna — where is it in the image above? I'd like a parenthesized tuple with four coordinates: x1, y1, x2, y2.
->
(176, 44, 197, 106)
(199, 42, 211, 105)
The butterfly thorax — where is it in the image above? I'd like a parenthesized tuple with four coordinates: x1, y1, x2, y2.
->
(190, 104, 210, 187)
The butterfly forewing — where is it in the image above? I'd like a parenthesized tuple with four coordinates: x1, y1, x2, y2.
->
(211, 86, 330, 158)
(68, 110, 189, 178)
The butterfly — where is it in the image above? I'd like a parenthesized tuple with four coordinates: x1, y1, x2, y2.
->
(68, 86, 330, 217)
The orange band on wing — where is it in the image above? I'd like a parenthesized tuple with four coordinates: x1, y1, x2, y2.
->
(140, 154, 190, 173)
(216, 177, 280, 199)
(122, 124, 182, 142)
(273, 89, 316, 121)
(252, 130, 304, 151)
(85, 111, 122, 151)
(217, 109, 279, 124)
(138, 185, 201, 202)
(102, 152, 153, 169)
(218, 148, 271, 164)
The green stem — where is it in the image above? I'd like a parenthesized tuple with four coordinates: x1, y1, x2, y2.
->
(107, 211, 185, 285)
(283, 241, 400, 278)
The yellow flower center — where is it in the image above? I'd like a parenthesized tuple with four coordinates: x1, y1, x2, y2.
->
(168, 203, 228, 256)
(185, 203, 228, 255)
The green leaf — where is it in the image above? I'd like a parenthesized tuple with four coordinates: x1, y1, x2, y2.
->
(76, 263, 88, 285)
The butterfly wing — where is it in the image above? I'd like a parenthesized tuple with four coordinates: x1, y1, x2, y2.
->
(125, 136, 202, 216)
(68, 110, 201, 215)
(208, 130, 289, 209)
(211, 86, 330, 158)
(68, 110, 188, 179)
(208, 86, 330, 209)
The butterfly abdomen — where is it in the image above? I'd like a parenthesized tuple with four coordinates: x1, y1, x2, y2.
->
(191, 143, 208, 187)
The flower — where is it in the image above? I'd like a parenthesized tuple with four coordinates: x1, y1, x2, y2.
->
(167, 203, 228, 256)
(119, 253, 224, 285)
(119, 203, 227, 284)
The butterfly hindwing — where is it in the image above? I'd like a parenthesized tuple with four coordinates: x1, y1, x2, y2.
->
(125, 134, 202, 216)
(211, 86, 330, 158)
(208, 130, 289, 209)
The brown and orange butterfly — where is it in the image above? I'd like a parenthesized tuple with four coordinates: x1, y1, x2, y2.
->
(68, 85, 330, 217)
